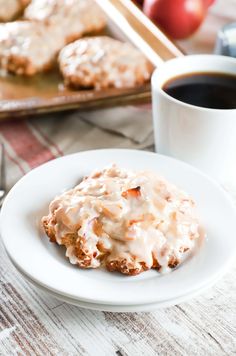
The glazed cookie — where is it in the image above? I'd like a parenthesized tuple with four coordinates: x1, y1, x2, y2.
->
(24, 0, 107, 44)
(0, 21, 65, 75)
(42, 164, 200, 276)
(58, 36, 154, 89)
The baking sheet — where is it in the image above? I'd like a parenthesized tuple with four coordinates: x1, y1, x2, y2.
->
(0, 0, 183, 119)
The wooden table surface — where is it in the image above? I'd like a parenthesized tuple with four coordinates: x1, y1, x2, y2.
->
(1, 1, 236, 355)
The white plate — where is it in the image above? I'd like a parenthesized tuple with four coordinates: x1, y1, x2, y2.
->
(1, 149, 236, 306)
(17, 266, 222, 312)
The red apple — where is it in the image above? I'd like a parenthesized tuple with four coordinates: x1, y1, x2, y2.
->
(203, 0, 215, 6)
(143, 0, 214, 40)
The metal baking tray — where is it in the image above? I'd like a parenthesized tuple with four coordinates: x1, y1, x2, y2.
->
(0, 0, 183, 119)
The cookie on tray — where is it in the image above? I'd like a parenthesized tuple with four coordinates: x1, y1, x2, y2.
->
(0, 0, 30, 22)
(58, 36, 154, 90)
(0, 21, 65, 75)
(42, 164, 200, 276)
(24, 0, 107, 44)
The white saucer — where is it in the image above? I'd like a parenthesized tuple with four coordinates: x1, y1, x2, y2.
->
(15, 265, 223, 312)
(1, 149, 236, 306)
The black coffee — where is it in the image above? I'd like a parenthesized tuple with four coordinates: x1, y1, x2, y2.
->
(163, 72, 236, 109)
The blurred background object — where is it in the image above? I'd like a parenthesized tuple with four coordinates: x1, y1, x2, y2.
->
(215, 22, 236, 57)
(133, 0, 215, 39)
(143, 0, 215, 39)
(132, 0, 236, 56)
(178, 0, 236, 54)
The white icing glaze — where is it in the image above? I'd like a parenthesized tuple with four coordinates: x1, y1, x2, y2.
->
(59, 36, 153, 89)
(0, 21, 65, 73)
(44, 165, 201, 272)
(24, 0, 106, 42)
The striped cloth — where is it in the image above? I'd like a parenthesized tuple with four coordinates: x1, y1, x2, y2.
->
(0, 106, 153, 190)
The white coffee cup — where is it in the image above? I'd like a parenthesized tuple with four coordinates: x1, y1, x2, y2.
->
(151, 54, 236, 185)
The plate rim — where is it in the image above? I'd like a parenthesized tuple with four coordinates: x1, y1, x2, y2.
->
(12, 260, 224, 312)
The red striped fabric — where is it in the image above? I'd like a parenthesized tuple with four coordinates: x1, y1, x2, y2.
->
(30, 121, 63, 157)
(0, 120, 56, 169)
